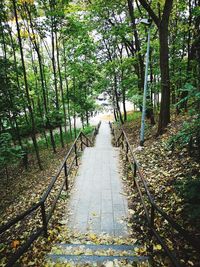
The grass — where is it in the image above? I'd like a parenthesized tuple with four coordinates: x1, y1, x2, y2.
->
(126, 111, 141, 122)
(113, 111, 141, 127)
(27, 125, 95, 151)
(82, 125, 95, 135)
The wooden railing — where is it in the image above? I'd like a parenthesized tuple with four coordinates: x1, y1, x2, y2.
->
(109, 122, 200, 267)
(0, 122, 101, 267)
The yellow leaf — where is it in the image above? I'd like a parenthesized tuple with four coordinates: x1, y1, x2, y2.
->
(154, 244, 162, 250)
(105, 262, 114, 267)
(91, 212, 98, 217)
(89, 233, 97, 241)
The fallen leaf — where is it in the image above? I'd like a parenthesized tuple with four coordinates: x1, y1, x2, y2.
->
(105, 261, 114, 267)
(11, 240, 20, 249)
(154, 244, 162, 250)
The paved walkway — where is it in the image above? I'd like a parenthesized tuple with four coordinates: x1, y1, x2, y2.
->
(67, 122, 128, 236)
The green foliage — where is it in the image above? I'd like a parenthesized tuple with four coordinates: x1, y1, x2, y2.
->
(168, 84, 200, 159)
(168, 118, 200, 154)
(0, 133, 23, 170)
(36, 125, 95, 150)
(46, 110, 63, 129)
(176, 176, 200, 220)
(128, 94, 143, 107)
(126, 111, 141, 122)
(81, 125, 94, 135)
(168, 83, 200, 220)
(0, 0, 199, 171)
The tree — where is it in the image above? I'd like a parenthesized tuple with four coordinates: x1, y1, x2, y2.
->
(138, 0, 173, 134)
(12, 0, 42, 169)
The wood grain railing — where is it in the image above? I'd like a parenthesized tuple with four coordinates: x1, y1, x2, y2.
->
(109, 121, 200, 267)
(0, 121, 101, 267)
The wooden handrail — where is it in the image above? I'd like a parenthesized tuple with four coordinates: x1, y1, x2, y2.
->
(6, 227, 43, 267)
(109, 121, 200, 266)
(91, 121, 101, 143)
(0, 122, 101, 267)
(0, 202, 41, 235)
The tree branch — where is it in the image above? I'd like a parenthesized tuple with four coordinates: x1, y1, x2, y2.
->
(138, 0, 160, 27)
(135, 0, 143, 16)
(107, 18, 136, 54)
(161, 0, 174, 25)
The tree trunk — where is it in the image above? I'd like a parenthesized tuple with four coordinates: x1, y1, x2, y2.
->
(127, 0, 144, 90)
(0, 17, 25, 150)
(139, 0, 173, 134)
(28, 36, 49, 149)
(179, 0, 193, 111)
(121, 69, 127, 122)
(50, 0, 64, 148)
(25, 5, 57, 153)
(55, 31, 67, 136)
(73, 76, 77, 138)
(63, 43, 73, 138)
(114, 109, 118, 122)
(157, 25, 171, 134)
(12, 0, 42, 170)
(114, 73, 123, 124)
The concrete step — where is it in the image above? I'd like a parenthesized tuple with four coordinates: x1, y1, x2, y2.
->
(47, 254, 148, 264)
(46, 243, 149, 265)
(54, 243, 138, 251)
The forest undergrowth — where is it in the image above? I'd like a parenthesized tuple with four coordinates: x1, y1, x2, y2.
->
(0, 127, 95, 266)
(120, 112, 200, 266)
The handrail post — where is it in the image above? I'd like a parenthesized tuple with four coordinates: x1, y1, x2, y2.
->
(116, 134, 119, 147)
(64, 162, 68, 190)
(133, 162, 137, 187)
(126, 142, 129, 162)
(121, 133, 124, 149)
(80, 133, 83, 151)
(74, 142, 78, 166)
(150, 204, 155, 228)
(110, 122, 114, 135)
(41, 202, 48, 237)
(134, 162, 137, 177)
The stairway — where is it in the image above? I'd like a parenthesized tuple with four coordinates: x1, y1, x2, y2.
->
(46, 243, 149, 266)
(45, 123, 149, 266)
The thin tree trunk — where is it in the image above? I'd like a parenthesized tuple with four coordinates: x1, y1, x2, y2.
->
(157, 25, 171, 133)
(127, 0, 144, 90)
(55, 31, 67, 136)
(25, 5, 57, 153)
(139, 0, 173, 134)
(28, 35, 49, 148)
(73, 76, 77, 138)
(179, 0, 192, 111)
(121, 70, 127, 122)
(12, 0, 42, 170)
(50, 0, 64, 148)
(0, 18, 25, 149)
(8, 27, 30, 161)
(63, 43, 73, 138)
(114, 73, 123, 124)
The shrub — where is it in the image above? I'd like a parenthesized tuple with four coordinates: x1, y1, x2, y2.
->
(168, 84, 200, 160)
(0, 133, 23, 179)
(176, 176, 200, 220)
